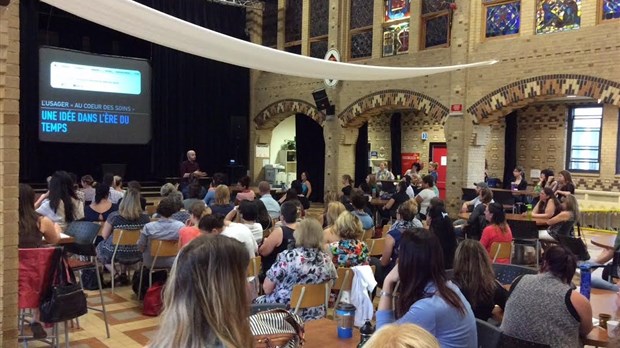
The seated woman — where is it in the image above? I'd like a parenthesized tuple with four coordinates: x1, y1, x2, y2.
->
(376, 228, 477, 347)
(481, 202, 513, 264)
(36, 170, 84, 230)
(323, 201, 347, 245)
(500, 246, 593, 346)
(149, 235, 254, 348)
(458, 187, 493, 240)
(452, 240, 508, 321)
(380, 200, 423, 279)
(178, 201, 210, 248)
(255, 218, 337, 321)
(359, 173, 378, 196)
(539, 194, 579, 242)
(511, 166, 528, 191)
(182, 181, 205, 210)
(426, 198, 457, 270)
(255, 199, 273, 231)
(529, 187, 561, 219)
(209, 185, 235, 217)
(279, 188, 306, 217)
(19, 183, 60, 248)
(259, 201, 299, 277)
(329, 212, 369, 267)
(555, 170, 576, 201)
(80, 174, 96, 204)
(380, 181, 411, 226)
(350, 189, 374, 230)
(83, 184, 118, 222)
(203, 173, 225, 206)
(415, 176, 437, 220)
(235, 176, 256, 203)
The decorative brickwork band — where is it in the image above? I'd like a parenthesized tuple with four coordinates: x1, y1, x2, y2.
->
(468, 74, 620, 123)
(254, 99, 325, 129)
(338, 90, 450, 128)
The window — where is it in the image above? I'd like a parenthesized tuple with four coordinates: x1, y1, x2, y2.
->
(262, 1, 278, 47)
(421, 0, 453, 49)
(483, 0, 521, 38)
(309, 0, 329, 58)
(601, 0, 620, 21)
(383, 0, 411, 57)
(535, 0, 581, 35)
(349, 0, 374, 59)
(566, 106, 603, 172)
(285, 0, 302, 54)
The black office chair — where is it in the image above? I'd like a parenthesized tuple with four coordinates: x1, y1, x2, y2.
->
(492, 190, 516, 212)
(492, 263, 538, 285)
(499, 334, 550, 348)
(476, 319, 502, 348)
(507, 220, 540, 266)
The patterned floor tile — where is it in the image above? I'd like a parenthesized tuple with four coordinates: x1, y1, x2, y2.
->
(122, 326, 159, 346)
(94, 307, 151, 326)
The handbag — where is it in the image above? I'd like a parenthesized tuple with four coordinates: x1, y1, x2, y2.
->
(142, 282, 165, 316)
(556, 223, 590, 261)
(39, 248, 88, 323)
(249, 309, 305, 348)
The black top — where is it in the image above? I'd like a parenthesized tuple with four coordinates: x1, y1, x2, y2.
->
(556, 183, 575, 200)
(458, 280, 508, 321)
(516, 179, 528, 191)
(262, 225, 295, 275)
(83, 203, 118, 222)
(466, 203, 488, 240)
(297, 195, 310, 210)
(390, 191, 410, 211)
(210, 203, 234, 217)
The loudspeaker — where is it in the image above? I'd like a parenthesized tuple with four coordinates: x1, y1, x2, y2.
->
(312, 88, 330, 111)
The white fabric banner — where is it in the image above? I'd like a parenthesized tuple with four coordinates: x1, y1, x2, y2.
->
(42, 0, 497, 81)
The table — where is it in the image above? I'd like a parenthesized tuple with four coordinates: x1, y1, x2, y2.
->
(458, 212, 549, 227)
(591, 235, 617, 250)
(53, 232, 75, 245)
(304, 318, 361, 348)
(370, 198, 388, 207)
(491, 188, 535, 196)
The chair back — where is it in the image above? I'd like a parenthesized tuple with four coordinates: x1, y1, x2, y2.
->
(368, 238, 386, 257)
(290, 282, 330, 315)
(506, 220, 539, 240)
(112, 229, 142, 246)
(492, 263, 538, 285)
(247, 256, 262, 278)
(65, 221, 101, 245)
(476, 319, 502, 348)
(490, 242, 513, 263)
(250, 303, 287, 315)
(361, 229, 373, 242)
(500, 334, 550, 348)
(150, 239, 180, 258)
(333, 267, 353, 292)
(18, 247, 58, 309)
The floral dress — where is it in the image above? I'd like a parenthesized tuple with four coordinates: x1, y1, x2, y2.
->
(254, 247, 337, 321)
(329, 239, 370, 268)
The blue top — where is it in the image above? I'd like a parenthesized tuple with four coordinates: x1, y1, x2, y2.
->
(301, 182, 308, 195)
(203, 189, 216, 206)
(430, 171, 439, 183)
(352, 210, 374, 230)
(260, 194, 281, 219)
(376, 281, 477, 348)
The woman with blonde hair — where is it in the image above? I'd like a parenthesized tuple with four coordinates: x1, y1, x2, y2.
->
(209, 184, 234, 216)
(323, 201, 347, 244)
(539, 194, 579, 242)
(452, 240, 507, 320)
(364, 323, 439, 348)
(330, 211, 369, 267)
(150, 235, 254, 348)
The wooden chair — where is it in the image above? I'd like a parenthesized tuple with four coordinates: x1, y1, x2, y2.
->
(247, 256, 262, 294)
(145, 204, 157, 216)
(138, 239, 179, 294)
(490, 241, 513, 263)
(361, 229, 374, 242)
(382, 224, 392, 237)
(331, 266, 377, 310)
(290, 282, 330, 317)
(368, 238, 386, 257)
(110, 229, 143, 293)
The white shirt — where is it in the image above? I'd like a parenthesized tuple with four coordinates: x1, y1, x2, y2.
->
(108, 188, 124, 204)
(406, 185, 415, 199)
(416, 188, 437, 215)
(222, 222, 258, 258)
(244, 222, 264, 243)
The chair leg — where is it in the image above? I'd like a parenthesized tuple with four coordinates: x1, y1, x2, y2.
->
(110, 262, 116, 294)
(138, 266, 144, 301)
(63, 321, 69, 348)
(95, 259, 111, 338)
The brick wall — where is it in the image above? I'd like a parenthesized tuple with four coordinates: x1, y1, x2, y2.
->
(0, 0, 20, 346)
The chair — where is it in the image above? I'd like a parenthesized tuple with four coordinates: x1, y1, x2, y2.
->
(492, 190, 516, 211)
(381, 224, 392, 237)
(499, 334, 550, 348)
(490, 241, 513, 263)
(368, 238, 386, 257)
(110, 229, 143, 293)
(247, 256, 263, 294)
(361, 229, 373, 242)
(290, 282, 330, 317)
(145, 204, 157, 216)
(138, 239, 179, 295)
(64, 221, 110, 338)
(476, 319, 502, 348)
(492, 263, 538, 285)
(250, 303, 287, 315)
(507, 220, 540, 266)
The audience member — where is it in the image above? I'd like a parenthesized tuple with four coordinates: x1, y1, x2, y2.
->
(322, 190, 339, 227)
(102, 173, 124, 204)
(138, 197, 185, 269)
(255, 218, 337, 321)
(461, 187, 493, 240)
(150, 235, 253, 348)
(323, 201, 347, 244)
(501, 246, 593, 346)
(460, 182, 488, 213)
(363, 323, 439, 348)
(178, 201, 210, 248)
(377, 162, 395, 181)
(539, 194, 579, 242)
(254, 199, 273, 230)
(415, 175, 437, 220)
(36, 170, 84, 229)
(259, 201, 298, 276)
(199, 214, 257, 258)
(159, 182, 177, 198)
(68, 172, 85, 202)
(168, 191, 191, 223)
(209, 185, 234, 216)
(538, 169, 558, 192)
(258, 180, 280, 219)
(330, 212, 370, 267)
(511, 166, 528, 191)
(376, 229, 476, 347)
(183, 181, 205, 210)
(83, 183, 118, 222)
(556, 169, 576, 200)
(19, 183, 60, 247)
(204, 173, 225, 206)
(235, 176, 256, 203)
(126, 180, 147, 211)
(404, 162, 422, 179)
(428, 162, 439, 184)
(530, 187, 561, 219)
(350, 189, 374, 230)
(291, 180, 310, 210)
(226, 200, 263, 243)
(359, 173, 378, 196)
(380, 181, 411, 225)
(426, 198, 457, 269)
(300, 171, 313, 200)
(113, 175, 124, 193)
(481, 202, 513, 264)
(341, 174, 354, 197)
(452, 240, 508, 321)
(80, 174, 96, 203)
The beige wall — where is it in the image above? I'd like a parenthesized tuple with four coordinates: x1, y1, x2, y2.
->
(0, 0, 20, 346)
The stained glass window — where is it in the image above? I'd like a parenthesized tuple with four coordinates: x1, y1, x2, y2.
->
(602, 0, 620, 20)
(310, 40, 328, 59)
(285, 0, 302, 43)
(424, 15, 449, 47)
(350, 0, 374, 59)
(262, 1, 278, 47)
(535, 0, 581, 34)
(385, 0, 411, 22)
(421, 1, 453, 49)
(309, 0, 328, 59)
(485, 1, 521, 38)
(383, 22, 409, 57)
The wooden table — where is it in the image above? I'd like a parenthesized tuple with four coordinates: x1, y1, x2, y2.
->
(458, 212, 549, 227)
(370, 198, 388, 207)
(491, 188, 536, 196)
(591, 235, 617, 250)
(304, 318, 361, 348)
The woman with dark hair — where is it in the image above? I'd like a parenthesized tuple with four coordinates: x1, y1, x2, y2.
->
(555, 170, 575, 200)
(83, 184, 118, 222)
(376, 229, 476, 347)
(426, 198, 457, 269)
(529, 187, 561, 219)
(511, 166, 528, 191)
(254, 199, 273, 230)
(415, 175, 437, 220)
(380, 181, 411, 226)
(501, 246, 593, 346)
(235, 175, 256, 203)
(452, 240, 508, 321)
(19, 184, 60, 248)
(300, 171, 313, 200)
(481, 202, 513, 264)
(36, 170, 84, 229)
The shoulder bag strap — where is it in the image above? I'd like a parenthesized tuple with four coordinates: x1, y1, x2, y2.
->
(43, 247, 64, 295)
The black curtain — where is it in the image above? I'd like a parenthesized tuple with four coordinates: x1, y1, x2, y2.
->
(355, 122, 369, 186)
(503, 111, 518, 188)
(19, 0, 249, 182)
(295, 114, 325, 202)
(390, 113, 402, 177)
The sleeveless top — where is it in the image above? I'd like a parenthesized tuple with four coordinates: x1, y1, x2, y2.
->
(500, 273, 581, 347)
(548, 212, 576, 238)
(19, 216, 44, 248)
(262, 225, 295, 274)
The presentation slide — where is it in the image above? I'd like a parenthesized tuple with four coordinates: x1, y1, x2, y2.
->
(39, 47, 152, 144)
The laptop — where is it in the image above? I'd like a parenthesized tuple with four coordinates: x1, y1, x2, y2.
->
(380, 180, 396, 193)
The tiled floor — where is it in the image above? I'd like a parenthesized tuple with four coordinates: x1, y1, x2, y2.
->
(21, 226, 616, 347)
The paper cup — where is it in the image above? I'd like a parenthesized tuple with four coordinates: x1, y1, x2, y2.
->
(607, 320, 619, 338)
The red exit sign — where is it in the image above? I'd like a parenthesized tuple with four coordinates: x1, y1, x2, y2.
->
(450, 104, 463, 112)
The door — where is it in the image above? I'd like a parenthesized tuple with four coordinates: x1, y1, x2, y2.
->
(295, 113, 325, 202)
(430, 143, 447, 200)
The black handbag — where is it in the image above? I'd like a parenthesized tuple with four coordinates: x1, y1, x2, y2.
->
(556, 223, 591, 261)
(40, 248, 88, 323)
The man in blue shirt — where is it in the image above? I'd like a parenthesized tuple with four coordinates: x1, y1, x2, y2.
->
(350, 189, 374, 230)
(258, 181, 280, 219)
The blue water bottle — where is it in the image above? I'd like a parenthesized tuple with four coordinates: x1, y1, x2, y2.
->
(579, 264, 591, 300)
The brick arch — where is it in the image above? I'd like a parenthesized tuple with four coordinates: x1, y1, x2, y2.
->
(468, 74, 620, 123)
(254, 99, 325, 130)
(338, 89, 450, 128)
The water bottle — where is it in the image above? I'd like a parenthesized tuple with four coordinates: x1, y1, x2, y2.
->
(579, 264, 591, 300)
(526, 204, 533, 220)
(335, 303, 356, 339)
(357, 320, 375, 347)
